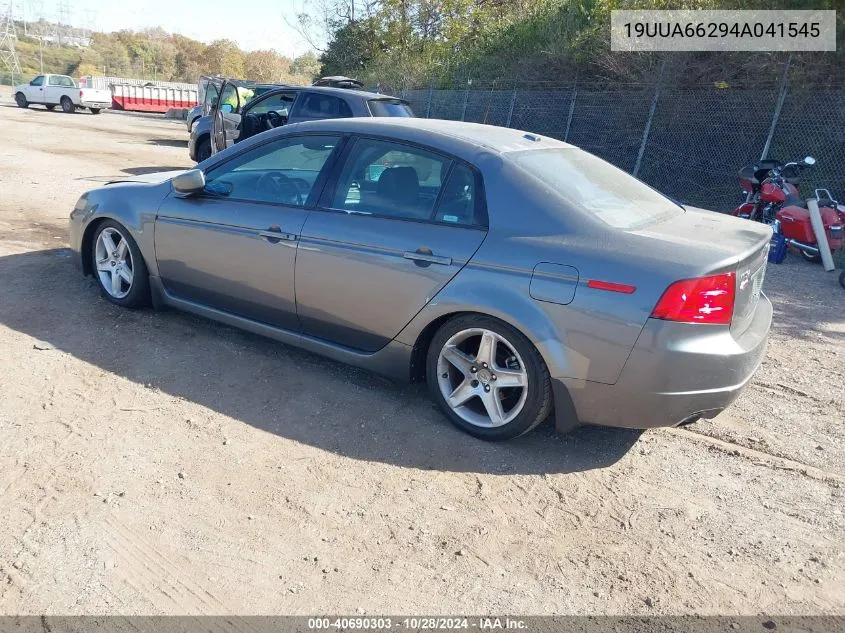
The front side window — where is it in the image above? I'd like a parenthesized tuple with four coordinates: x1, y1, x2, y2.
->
(218, 84, 241, 114)
(203, 83, 220, 113)
(248, 92, 296, 116)
(329, 138, 482, 225)
(203, 135, 340, 206)
(509, 148, 683, 229)
(31, 75, 44, 86)
(294, 93, 353, 120)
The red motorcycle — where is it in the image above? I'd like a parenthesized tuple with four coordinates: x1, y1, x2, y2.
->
(731, 156, 845, 262)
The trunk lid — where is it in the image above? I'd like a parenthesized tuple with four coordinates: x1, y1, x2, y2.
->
(628, 207, 771, 336)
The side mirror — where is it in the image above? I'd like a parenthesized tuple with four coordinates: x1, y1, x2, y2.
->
(803, 156, 816, 166)
(172, 169, 206, 195)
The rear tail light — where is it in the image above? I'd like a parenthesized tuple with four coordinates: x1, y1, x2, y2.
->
(651, 272, 735, 325)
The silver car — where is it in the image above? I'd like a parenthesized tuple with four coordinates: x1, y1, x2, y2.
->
(69, 118, 773, 441)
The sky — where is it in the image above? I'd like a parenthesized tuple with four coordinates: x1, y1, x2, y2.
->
(23, 0, 317, 57)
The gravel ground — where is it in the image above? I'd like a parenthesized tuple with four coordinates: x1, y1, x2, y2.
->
(0, 87, 843, 616)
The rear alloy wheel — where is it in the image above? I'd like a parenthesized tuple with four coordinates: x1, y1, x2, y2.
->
(427, 315, 552, 440)
(91, 221, 150, 308)
(15, 92, 28, 108)
(60, 96, 75, 113)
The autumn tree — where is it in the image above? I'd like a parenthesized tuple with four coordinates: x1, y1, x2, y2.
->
(202, 39, 246, 78)
(245, 50, 292, 83)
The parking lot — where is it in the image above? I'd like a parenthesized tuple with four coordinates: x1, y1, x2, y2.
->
(0, 87, 843, 615)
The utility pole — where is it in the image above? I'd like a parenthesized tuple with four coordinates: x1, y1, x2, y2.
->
(0, 1, 23, 82)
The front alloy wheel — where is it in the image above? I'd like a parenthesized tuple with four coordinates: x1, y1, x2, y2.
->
(95, 227, 134, 299)
(91, 221, 150, 308)
(427, 315, 552, 440)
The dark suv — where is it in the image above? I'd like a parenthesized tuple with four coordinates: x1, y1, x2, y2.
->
(189, 80, 414, 162)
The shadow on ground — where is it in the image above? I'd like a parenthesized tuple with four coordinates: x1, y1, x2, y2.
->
(0, 248, 643, 475)
(122, 166, 189, 175)
(147, 138, 189, 148)
(764, 256, 845, 342)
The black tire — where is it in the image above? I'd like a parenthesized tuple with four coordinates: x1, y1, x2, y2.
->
(90, 108, 101, 114)
(60, 96, 75, 113)
(15, 92, 28, 108)
(839, 270, 845, 290)
(195, 136, 212, 163)
(45, 104, 55, 111)
(426, 314, 553, 441)
(91, 220, 150, 309)
(800, 249, 822, 263)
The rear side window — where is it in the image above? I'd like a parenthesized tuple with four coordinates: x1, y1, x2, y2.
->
(328, 138, 485, 227)
(294, 93, 353, 119)
(330, 139, 447, 220)
(509, 148, 683, 229)
(368, 99, 414, 117)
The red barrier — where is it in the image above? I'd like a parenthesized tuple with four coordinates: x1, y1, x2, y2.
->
(110, 84, 199, 113)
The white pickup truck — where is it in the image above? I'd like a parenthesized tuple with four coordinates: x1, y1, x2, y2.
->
(14, 74, 112, 114)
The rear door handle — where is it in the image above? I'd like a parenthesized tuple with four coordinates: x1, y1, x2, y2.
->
(259, 226, 297, 243)
(403, 250, 452, 266)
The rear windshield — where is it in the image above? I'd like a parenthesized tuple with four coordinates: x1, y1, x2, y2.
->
(509, 148, 683, 229)
(368, 99, 414, 118)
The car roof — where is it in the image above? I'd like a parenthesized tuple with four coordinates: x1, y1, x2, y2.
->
(279, 118, 573, 157)
(296, 85, 401, 101)
(208, 78, 401, 102)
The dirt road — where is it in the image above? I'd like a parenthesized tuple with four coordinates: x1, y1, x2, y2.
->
(0, 90, 843, 616)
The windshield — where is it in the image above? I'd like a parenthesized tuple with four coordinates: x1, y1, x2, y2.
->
(509, 148, 683, 229)
(368, 99, 414, 117)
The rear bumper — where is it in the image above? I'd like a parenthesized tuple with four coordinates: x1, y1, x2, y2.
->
(554, 293, 772, 432)
(79, 101, 110, 109)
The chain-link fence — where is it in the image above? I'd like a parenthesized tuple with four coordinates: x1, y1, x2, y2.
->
(397, 66, 845, 213)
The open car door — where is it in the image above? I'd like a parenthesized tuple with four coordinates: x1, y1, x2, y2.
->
(234, 88, 298, 143)
(212, 84, 298, 154)
(210, 79, 241, 155)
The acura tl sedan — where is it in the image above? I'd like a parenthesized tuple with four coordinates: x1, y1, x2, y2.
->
(69, 118, 773, 441)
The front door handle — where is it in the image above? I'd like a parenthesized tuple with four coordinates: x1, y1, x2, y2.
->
(403, 248, 452, 266)
(259, 226, 297, 243)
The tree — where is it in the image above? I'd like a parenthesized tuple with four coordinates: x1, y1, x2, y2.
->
(245, 50, 291, 83)
(202, 39, 246, 77)
(290, 51, 321, 80)
(319, 18, 384, 76)
(172, 34, 206, 82)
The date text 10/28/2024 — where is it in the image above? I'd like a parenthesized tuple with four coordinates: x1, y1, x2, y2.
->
(307, 617, 528, 630)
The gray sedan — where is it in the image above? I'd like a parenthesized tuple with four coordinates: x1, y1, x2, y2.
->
(69, 118, 773, 441)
